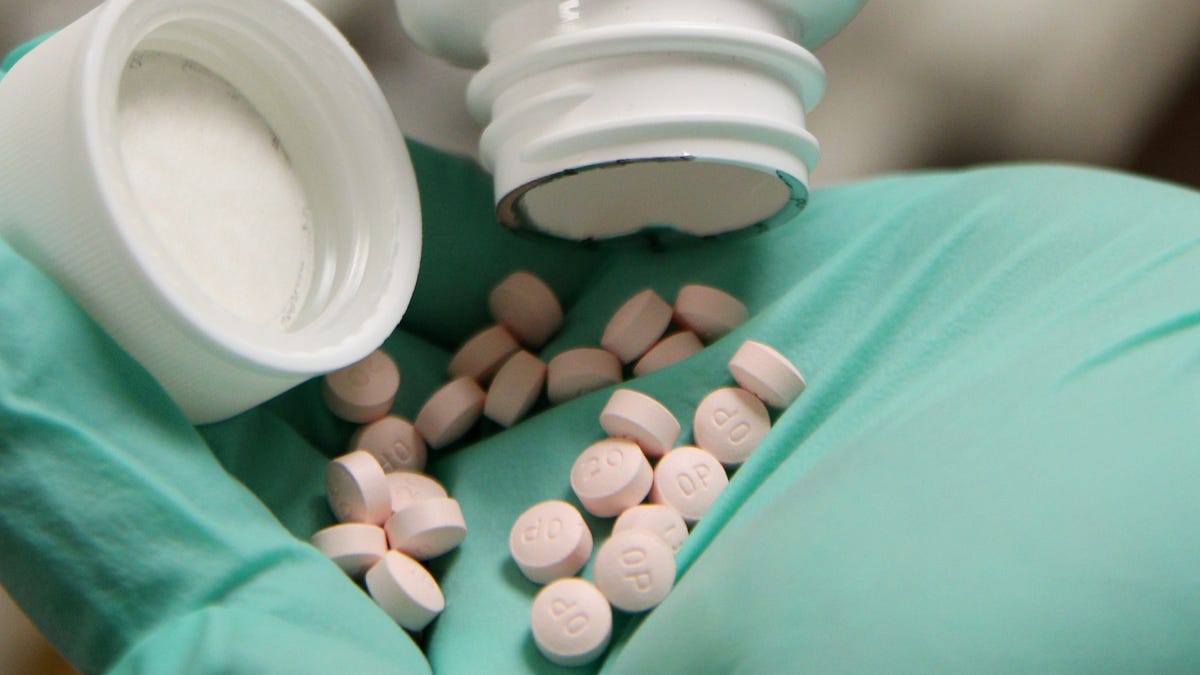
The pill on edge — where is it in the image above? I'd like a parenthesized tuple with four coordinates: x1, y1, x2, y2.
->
(385, 497, 468, 560)
(325, 450, 392, 525)
(598, 388, 681, 458)
(310, 522, 388, 577)
(546, 348, 622, 405)
(673, 284, 749, 342)
(447, 324, 522, 384)
(632, 331, 704, 377)
(489, 270, 563, 348)
(728, 340, 806, 409)
(600, 289, 674, 364)
(485, 350, 548, 428)
(414, 376, 486, 450)
(365, 550, 445, 632)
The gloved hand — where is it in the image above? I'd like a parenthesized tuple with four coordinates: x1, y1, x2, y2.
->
(3, 49, 1199, 672)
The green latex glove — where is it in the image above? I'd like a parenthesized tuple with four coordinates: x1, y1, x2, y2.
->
(3, 52, 1200, 675)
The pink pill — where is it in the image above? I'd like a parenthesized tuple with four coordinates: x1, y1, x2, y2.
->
(632, 331, 703, 377)
(448, 324, 521, 384)
(489, 271, 563, 348)
(349, 415, 427, 473)
(728, 340, 806, 409)
(414, 377, 486, 449)
(509, 500, 593, 585)
(672, 284, 749, 343)
(365, 551, 444, 632)
(321, 349, 400, 423)
(386, 472, 449, 513)
(325, 450, 392, 525)
(310, 523, 387, 577)
(593, 530, 676, 613)
(530, 578, 611, 667)
(385, 497, 468, 560)
(569, 438, 653, 517)
(613, 504, 689, 552)
(546, 348, 622, 405)
(601, 289, 673, 363)
(598, 389, 680, 458)
(693, 387, 770, 466)
(485, 350, 547, 427)
(650, 446, 728, 523)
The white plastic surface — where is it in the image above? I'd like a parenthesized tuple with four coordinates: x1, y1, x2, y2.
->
(546, 348, 622, 405)
(598, 389, 680, 458)
(509, 500, 594, 585)
(484, 350, 547, 427)
(414, 377, 486, 449)
(385, 472, 449, 513)
(613, 504, 689, 552)
(601, 289, 673, 364)
(593, 530, 676, 613)
(633, 331, 704, 377)
(488, 271, 563, 348)
(673, 284, 749, 342)
(650, 446, 729, 523)
(325, 451, 392, 525)
(569, 439, 654, 518)
(322, 350, 400, 423)
(0, 0, 421, 422)
(693, 386, 771, 466)
(365, 550, 445, 632)
(349, 415, 427, 474)
(530, 578, 612, 667)
(728, 339, 807, 408)
(310, 522, 388, 577)
(448, 324, 521, 384)
(385, 497, 467, 560)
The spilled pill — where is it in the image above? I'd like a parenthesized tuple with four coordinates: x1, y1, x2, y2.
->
(650, 446, 729, 523)
(321, 349, 400, 423)
(613, 504, 689, 552)
(728, 340, 806, 409)
(509, 500, 594, 585)
(385, 471, 449, 513)
(385, 497, 468, 561)
(326, 450, 392, 525)
(633, 331, 703, 377)
(593, 530, 676, 613)
(489, 271, 563, 348)
(598, 389, 680, 458)
(414, 377, 486, 449)
(530, 578, 612, 667)
(485, 350, 547, 428)
(601, 289, 673, 364)
(349, 415, 427, 474)
(672, 284, 748, 342)
(569, 438, 654, 518)
(693, 386, 770, 466)
(365, 550, 445, 632)
(448, 324, 521, 384)
(546, 348, 622, 405)
(310, 523, 388, 577)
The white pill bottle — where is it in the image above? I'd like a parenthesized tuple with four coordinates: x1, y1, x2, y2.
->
(394, 0, 865, 241)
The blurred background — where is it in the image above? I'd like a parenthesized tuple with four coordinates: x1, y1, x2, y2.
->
(1, 1, 1197, 672)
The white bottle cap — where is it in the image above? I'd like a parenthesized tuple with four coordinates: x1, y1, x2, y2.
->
(396, 0, 866, 242)
(0, 0, 421, 423)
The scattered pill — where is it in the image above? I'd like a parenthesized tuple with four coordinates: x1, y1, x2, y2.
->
(365, 550, 445, 631)
(632, 331, 704, 377)
(385, 497, 468, 560)
(672, 284, 749, 342)
(447, 324, 522, 384)
(650, 446, 729, 523)
(414, 377, 486, 449)
(485, 350, 547, 427)
(612, 504, 689, 552)
(385, 471, 449, 513)
(509, 500, 594, 585)
(489, 271, 563, 348)
(321, 349, 400, 423)
(728, 340, 806, 409)
(593, 530, 676, 613)
(326, 450, 392, 525)
(569, 438, 654, 517)
(349, 415, 427, 473)
(598, 389, 680, 458)
(530, 578, 612, 667)
(546, 348, 622, 405)
(693, 386, 771, 466)
(601, 289, 674, 363)
(310, 523, 388, 577)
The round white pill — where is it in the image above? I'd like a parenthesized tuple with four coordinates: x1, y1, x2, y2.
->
(349, 415, 427, 474)
(569, 439, 654, 517)
(600, 289, 674, 363)
(509, 500, 594, 585)
(650, 446, 729, 523)
(546, 348, 622, 405)
(385, 497, 467, 560)
(326, 450, 392, 525)
(632, 331, 703, 377)
(321, 349, 400, 423)
(385, 471, 449, 513)
(672, 284, 749, 343)
(693, 387, 771, 466)
(489, 270, 563, 348)
(414, 377, 486, 449)
(531, 578, 612, 667)
(613, 504, 689, 552)
(728, 340, 806, 409)
(593, 530, 676, 613)
(484, 350, 547, 427)
(447, 324, 521, 384)
(310, 523, 388, 577)
(598, 389, 680, 458)
(365, 550, 445, 632)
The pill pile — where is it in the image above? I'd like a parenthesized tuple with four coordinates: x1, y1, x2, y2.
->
(308, 270, 806, 665)
(517, 335, 804, 665)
